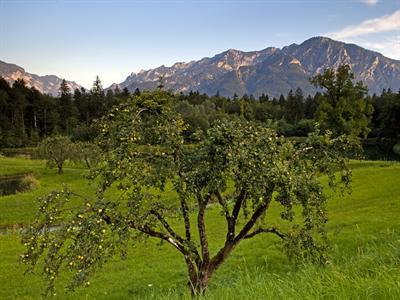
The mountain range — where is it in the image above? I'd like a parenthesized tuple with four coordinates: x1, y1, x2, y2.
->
(112, 37, 400, 98)
(1, 37, 400, 98)
(0, 60, 81, 96)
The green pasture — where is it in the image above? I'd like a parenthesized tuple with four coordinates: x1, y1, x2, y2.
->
(0, 157, 399, 299)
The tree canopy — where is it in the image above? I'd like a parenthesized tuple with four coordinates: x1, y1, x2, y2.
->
(38, 136, 77, 174)
(311, 65, 373, 137)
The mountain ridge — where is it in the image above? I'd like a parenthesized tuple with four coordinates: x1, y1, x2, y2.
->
(0, 60, 82, 96)
(111, 36, 400, 97)
(1, 37, 400, 98)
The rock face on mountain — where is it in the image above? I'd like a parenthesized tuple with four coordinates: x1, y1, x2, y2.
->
(2, 37, 399, 98)
(0, 60, 82, 96)
(113, 37, 400, 98)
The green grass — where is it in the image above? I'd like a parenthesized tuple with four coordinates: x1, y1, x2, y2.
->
(0, 157, 43, 176)
(0, 158, 93, 227)
(0, 157, 399, 299)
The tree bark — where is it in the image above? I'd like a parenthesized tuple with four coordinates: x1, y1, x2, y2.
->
(33, 113, 37, 130)
(187, 264, 211, 297)
(187, 188, 275, 295)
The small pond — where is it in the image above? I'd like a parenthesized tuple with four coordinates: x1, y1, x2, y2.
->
(0, 173, 38, 196)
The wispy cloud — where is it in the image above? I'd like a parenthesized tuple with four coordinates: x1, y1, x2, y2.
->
(358, 0, 379, 6)
(357, 37, 400, 51)
(329, 10, 400, 40)
(327, 10, 400, 60)
(355, 36, 400, 59)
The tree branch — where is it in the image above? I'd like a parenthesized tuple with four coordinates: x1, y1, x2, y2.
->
(150, 209, 185, 244)
(243, 227, 286, 240)
(136, 223, 186, 254)
(215, 190, 230, 221)
(174, 148, 192, 242)
(294, 146, 314, 157)
(99, 210, 189, 256)
(179, 194, 192, 242)
(207, 189, 262, 275)
(197, 193, 211, 265)
(232, 188, 246, 222)
(227, 188, 247, 242)
(234, 188, 274, 243)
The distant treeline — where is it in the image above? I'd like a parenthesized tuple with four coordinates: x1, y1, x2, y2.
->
(0, 75, 399, 150)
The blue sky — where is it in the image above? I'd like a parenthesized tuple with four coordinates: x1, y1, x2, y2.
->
(1, 0, 399, 88)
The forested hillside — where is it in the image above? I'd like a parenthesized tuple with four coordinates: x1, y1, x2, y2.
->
(1, 73, 399, 158)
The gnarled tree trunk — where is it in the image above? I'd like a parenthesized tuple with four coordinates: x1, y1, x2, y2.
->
(187, 242, 235, 296)
(57, 163, 63, 174)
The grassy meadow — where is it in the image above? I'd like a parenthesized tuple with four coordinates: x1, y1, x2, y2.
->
(0, 156, 399, 299)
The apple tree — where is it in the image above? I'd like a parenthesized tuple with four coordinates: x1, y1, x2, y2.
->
(38, 135, 77, 174)
(22, 91, 356, 296)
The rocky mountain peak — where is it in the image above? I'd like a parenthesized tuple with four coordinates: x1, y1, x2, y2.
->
(112, 37, 400, 98)
(0, 60, 82, 95)
(2, 37, 400, 98)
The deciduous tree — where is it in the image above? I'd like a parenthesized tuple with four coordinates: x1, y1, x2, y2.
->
(38, 136, 76, 174)
(22, 91, 356, 296)
(311, 65, 373, 137)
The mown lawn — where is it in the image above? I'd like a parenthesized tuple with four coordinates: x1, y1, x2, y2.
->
(0, 157, 399, 299)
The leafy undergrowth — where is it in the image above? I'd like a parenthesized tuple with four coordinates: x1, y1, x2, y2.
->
(0, 157, 399, 299)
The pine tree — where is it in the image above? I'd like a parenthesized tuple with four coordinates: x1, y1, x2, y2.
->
(133, 88, 141, 97)
(122, 87, 130, 98)
(90, 76, 105, 119)
(11, 79, 29, 145)
(58, 79, 78, 134)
